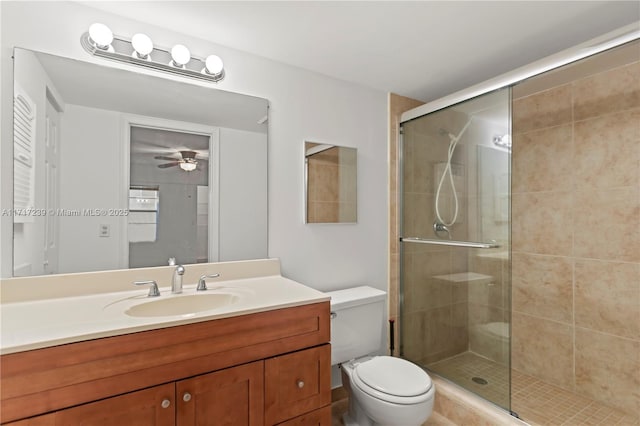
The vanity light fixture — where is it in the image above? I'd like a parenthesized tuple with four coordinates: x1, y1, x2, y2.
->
(88, 23, 114, 52)
(131, 33, 153, 60)
(170, 44, 191, 68)
(81, 23, 225, 83)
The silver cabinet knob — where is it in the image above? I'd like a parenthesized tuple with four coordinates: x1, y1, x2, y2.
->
(297, 380, 305, 389)
(183, 392, 192, 402)
(161, 399, 171, 409)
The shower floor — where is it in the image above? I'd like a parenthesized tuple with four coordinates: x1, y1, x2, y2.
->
(426, 352, 639, 426)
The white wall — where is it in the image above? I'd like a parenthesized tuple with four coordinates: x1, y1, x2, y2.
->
(0, 1, 388, 295)
(219, 128, 268, 261)
(58, 104, 123, 273)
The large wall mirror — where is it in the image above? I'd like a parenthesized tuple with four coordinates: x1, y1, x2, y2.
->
(304, 141, 357, 223)
(12, 48, 268, 277)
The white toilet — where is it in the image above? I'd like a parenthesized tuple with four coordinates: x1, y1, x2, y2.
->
(327, 286, 435, 426)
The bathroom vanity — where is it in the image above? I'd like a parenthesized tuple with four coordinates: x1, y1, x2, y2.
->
(0, 259, 331, 425)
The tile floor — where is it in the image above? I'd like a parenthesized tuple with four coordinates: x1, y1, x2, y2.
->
(425, 352, 639, 426)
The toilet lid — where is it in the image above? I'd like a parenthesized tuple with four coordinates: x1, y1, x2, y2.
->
(354, 356, 432, 397)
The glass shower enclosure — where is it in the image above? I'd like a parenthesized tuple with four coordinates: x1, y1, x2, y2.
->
(399, 88, 512, 409)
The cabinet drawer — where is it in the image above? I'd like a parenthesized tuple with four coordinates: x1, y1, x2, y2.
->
(265, 344, 331, 425)
(276, 406, 331, 426)
(5, 383, 175, 426)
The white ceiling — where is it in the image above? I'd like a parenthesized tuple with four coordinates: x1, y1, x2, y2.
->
(82, 1, 639, 102)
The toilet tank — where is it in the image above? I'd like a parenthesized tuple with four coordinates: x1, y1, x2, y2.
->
(326, 286, 386, 365)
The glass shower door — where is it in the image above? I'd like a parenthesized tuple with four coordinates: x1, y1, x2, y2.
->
(399, 88, 511, 409)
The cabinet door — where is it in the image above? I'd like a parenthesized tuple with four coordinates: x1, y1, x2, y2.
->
(265, 344, 331, 425)
(6, 383, 175, 426)
(176, 360, 264, 426)
(275, 406, 331, 426)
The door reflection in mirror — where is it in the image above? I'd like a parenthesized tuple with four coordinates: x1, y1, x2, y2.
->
(129, 126, 210, 268)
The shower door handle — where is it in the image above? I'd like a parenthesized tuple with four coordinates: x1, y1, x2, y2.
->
(400, 237, 500, 249)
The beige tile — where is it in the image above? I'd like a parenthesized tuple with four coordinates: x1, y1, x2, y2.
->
(573, 109, 640, 189)
(389, 252, 399, 319)
(426, 306, 454, 356)
(312, 201, 339, 223)
(403, 192, 437, 238)
(403, 250, 453, 313)
(575, 328, 640, 416)
(512, 124, 573, 193)
(512, 191, 573, 256)
(573, 61, 640, 121)
(467, 273, 507, 310)
(512, 252, 573, 324)
(575, 259, 640, 340)
(511, 312, 574, 391)
(311, 162, 339, 202)
(573, 187, 640, 262)
(468, 303, 509, 327)
(513, 84, 572, 133)
(422, 412, 456, 426)
(401, 310, 427, 362)
(451, 302, 469, 354)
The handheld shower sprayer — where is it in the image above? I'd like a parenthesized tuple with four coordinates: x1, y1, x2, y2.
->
(434, 118, 473, 234)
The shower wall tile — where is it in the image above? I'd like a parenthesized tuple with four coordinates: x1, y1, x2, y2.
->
(572, 187, 640, 262)
(308, 201, 339, 223)
(512, 312, 574, 391)
(426, 306, 456, 357)
(575, 328, 640, 415)
(451, 302, 469, 354)
(512, 253, 573, 324)
(512, 191, 573, 256)
(512, 124, 573, 193)
(402, 192, 437, 238)
(389, 252, 399, 320)
(573, 61, 640, 121)
(401, 310, 427, 362)
(511, 58, 640, 416)
(573, 109, 640, 189)
(575, 259, 640, 340)
(512, 84, 572, 133)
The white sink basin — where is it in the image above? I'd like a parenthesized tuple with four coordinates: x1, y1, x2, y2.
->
(124, 293, 239, 317)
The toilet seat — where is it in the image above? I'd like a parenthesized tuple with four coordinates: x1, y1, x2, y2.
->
(351, 356, 432, 405)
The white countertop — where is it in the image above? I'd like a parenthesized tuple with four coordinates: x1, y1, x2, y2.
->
(1, 270, 329, 355)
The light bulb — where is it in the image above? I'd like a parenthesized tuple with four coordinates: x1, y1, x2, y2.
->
(171, 44, 191, 67)
(180, 161, 197, 172)
(131, 33, 153, 59)
(88, 23, 113, 50)
(203, 55, 224, 75)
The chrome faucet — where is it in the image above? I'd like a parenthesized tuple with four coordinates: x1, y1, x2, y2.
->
(172, 265, 185, 294)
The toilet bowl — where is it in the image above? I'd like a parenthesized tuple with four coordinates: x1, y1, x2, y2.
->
(327, 286, 435, 426)
(341, 356, 435, 426)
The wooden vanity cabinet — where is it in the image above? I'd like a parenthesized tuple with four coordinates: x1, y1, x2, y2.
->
(1, 302, 331, 426)
(6, 384, 176, 426)
(177, 360, 264, 425)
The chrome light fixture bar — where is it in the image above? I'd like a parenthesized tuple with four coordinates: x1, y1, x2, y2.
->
(81, 23, 225, 83)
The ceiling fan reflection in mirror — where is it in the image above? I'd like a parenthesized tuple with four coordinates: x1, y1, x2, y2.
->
(154, 150, 204, 172)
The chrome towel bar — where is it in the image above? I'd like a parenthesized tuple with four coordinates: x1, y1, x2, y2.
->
(400, 237, 500, 249)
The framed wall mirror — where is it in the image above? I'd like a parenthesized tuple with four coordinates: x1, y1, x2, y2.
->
(304, 141, 357, 224)
(11, 48, 268, 277)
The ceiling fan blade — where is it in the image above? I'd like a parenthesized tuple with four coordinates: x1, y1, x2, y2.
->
(157, 162, 180, 168)
(154, 155, 179, 161)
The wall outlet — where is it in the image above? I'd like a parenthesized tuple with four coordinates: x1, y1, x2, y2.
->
(99, 224, 110, 237)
